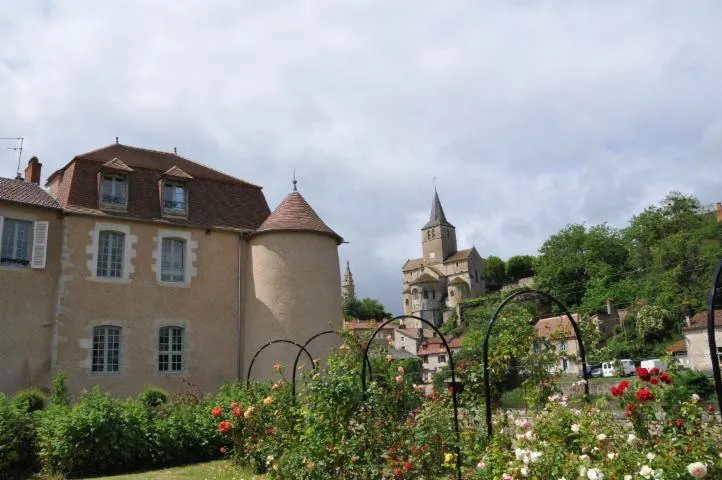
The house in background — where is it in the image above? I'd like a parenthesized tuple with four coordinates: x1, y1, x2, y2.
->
(589, 298, 628, 339)
(1, 143, 344, 397)
(417, 336, 462, 383)
(534, 313, 582, 376)
(665, 339, 689, 368)
(683, 310, 722, 372)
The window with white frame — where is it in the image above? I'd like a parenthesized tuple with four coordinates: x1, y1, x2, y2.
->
(100, 175, 128, 209)
(437, 354, 446, 363)
(159, 326, 184, 373)
(559, 340, 568, 352)
(163, 181, 187, 214)
(161, 237, 185, 282)
(97, 231, 125, 277)
(0, 218, 33, 267)
(92, 326, 121, 373)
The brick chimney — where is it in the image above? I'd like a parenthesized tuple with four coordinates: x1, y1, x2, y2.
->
(716, 202, 722, 223)
(24, 156, 42, 184)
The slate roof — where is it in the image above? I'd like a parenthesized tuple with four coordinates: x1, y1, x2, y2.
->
(422, 190, 454, 229)
(255, 191, 342, 244)
(45, 144, 270, 231)
(0, 177, 61, 209)
(684, 310, 722, 331)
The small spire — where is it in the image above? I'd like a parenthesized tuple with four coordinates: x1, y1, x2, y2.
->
(115, 136, 119, 144)
(173, 146, 177, 154)
(292, 169, 297, 192)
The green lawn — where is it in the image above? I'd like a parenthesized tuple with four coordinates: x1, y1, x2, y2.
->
(75, 460, 264, 480)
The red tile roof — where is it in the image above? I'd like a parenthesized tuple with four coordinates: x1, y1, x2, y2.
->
(684, 310, 722, 331)
(418, 337, 462, 356)
(665, 339, 687, 354)
(255, 191, 342, 243)
(0, 177, 60, 209)
(534, 313, 581, 339)
(46, 145, 270, 231)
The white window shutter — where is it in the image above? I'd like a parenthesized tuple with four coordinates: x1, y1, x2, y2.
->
(31, 221, 49, 269)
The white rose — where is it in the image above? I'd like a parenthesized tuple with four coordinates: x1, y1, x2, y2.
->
(607, 453, 616, 460)
(692, 393, 701, 402)
(530, 451, 542, 463)
(597, 433, 607, 441)
(624, 476, 632, 480)
(520, 466, 529, 477)
(627, 433, 637, 444)
(646, 452, 656, 461)
(571, 424, 581, 433)
(687, 462, 708, 478)
(587, 467, 604, 480)
(639, 465, 654, 479)
(525, 430, 534, 441)
(580, 454, 590, 461)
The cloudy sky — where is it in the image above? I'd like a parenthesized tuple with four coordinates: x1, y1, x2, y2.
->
(1, 1, 721, 314)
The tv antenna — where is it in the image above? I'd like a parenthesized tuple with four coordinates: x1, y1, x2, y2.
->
(1, 137, 24, 178)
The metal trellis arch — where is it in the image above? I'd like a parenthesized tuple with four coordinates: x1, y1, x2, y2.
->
(483, 288, 590, 438)
(246, 339, 314, 389)
(360, 315, 462, 480)
(291, 330, 374, 396)
(707, 260, 722, 416)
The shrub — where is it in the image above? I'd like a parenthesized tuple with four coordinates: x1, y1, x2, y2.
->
(138, 387, 169, 408)
(50, 372, 69, 407)
(13, 388, 46, 413)
(0, 393, 34, 473)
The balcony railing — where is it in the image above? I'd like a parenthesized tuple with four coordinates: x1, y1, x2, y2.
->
(100, 194, 127, 209)
(0, 256, 30, 267)
(163, 200, 186, 213)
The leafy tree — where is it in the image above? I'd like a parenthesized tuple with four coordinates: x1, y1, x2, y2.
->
(505, 255, 534, 283)
(635, 305, 669, 340)
(342, 297, 390, 321)
(484, 255, 506, 287)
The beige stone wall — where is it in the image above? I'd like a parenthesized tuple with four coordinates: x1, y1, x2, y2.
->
(686, 329, 722, 371)
(0, 204, 62, 394)
(243, 232, 342, 381)
(53, 214, 241, 397)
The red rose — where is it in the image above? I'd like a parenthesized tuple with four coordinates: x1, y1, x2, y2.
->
(708, 405, 716, 414)
(211, 406, 222, 417)
(447, 385, 454, 393)
(659, 372, 672, 384)
(393, 467, 401, 476)
(651, 367, 660, 375)
(403, 461, 413, 472)
(676, 418, 684, 427)
(220, 447, 226, 454)
(636, 387, 654, 402)
(218, 420, 232, 433)
(650, 377, 659, 385)
(636, 368, 651, 381)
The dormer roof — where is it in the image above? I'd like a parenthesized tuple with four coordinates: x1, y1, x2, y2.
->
(102, 158, 134, 173)
(162, 166, 193, 180)
(255, 191, 343, 244)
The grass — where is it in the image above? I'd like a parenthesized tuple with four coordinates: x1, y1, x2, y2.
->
(71, 460, 265, 480)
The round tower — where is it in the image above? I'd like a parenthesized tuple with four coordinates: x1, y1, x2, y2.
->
(242, 188, 343, 380)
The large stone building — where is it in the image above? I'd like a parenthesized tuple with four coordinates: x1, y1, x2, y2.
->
(402, 190, 485, 327)
(0, 143, 343, 397)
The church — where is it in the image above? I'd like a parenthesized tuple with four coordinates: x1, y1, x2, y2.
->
(402, 190, 486, 327)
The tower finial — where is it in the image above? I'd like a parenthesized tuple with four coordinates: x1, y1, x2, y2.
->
(292, 169, 297, 192)
(115, 136, 119, 144)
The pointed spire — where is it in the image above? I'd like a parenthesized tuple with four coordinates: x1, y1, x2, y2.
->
(342, 261, 355, 300)
(422, 189, 454, 229)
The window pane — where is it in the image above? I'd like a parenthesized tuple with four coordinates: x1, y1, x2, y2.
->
(159, 327, 183, 373)
(163, 183, 186, 211)
(161, 238, 185, 282)
(92, 326, 121, 373)
(97, 231, 125, 278)
(101, 176, 127, 206)
(1, 219, 32, 266)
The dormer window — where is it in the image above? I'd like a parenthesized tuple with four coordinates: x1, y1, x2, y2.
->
(163, 181, 187, 215)
(100, 175, 128, 210)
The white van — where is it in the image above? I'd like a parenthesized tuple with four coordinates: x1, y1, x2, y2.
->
(640, 359, 664, 372)
(602, 359, 636, 377)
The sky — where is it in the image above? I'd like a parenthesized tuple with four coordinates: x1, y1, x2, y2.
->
(1, 1, 721, 315)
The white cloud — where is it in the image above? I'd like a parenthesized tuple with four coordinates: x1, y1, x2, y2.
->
(1, 0, 721, 314)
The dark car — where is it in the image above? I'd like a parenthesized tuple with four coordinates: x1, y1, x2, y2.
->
(579, 364, 603, 378)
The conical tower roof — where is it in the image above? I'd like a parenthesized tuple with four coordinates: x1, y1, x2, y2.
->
(422, 189, 454, 229)
(255, 191, 343, 244)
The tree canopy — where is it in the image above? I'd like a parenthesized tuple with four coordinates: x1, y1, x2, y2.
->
(342, 297, 390, 321)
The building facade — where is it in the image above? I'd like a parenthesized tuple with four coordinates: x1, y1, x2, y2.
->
(0, 144, 343, 396)
(402, 190, 485, 327)
(534, 313, 583, 376)
(683, 310, 722, 372)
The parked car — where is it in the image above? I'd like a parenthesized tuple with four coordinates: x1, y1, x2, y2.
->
(602, 359, 635, 377)
(579, 363, 603, 378)
(640, 358, 665, 371)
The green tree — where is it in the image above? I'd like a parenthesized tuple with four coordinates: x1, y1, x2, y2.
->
(505, 255, 534, 282)
(342, 297, 389, 321)
(484, 255, 506, 287)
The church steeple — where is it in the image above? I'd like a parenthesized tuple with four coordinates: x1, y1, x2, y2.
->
(342, 261, 355, 300)
(423, 188, 454, 229)
(421, 188, 457, 263)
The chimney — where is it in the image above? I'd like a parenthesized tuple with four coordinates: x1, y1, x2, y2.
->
(606, 297, 615, 315)
(716, 202, 722, 223)
(24, 156, 42, 184)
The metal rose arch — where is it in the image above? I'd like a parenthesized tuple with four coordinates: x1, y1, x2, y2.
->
(707, 259, 722, 415)
(246, 339, 314, 389)
(483, 288, 591, 438)
(291, 329, 374, 396)
(360, 314, 463, 480)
